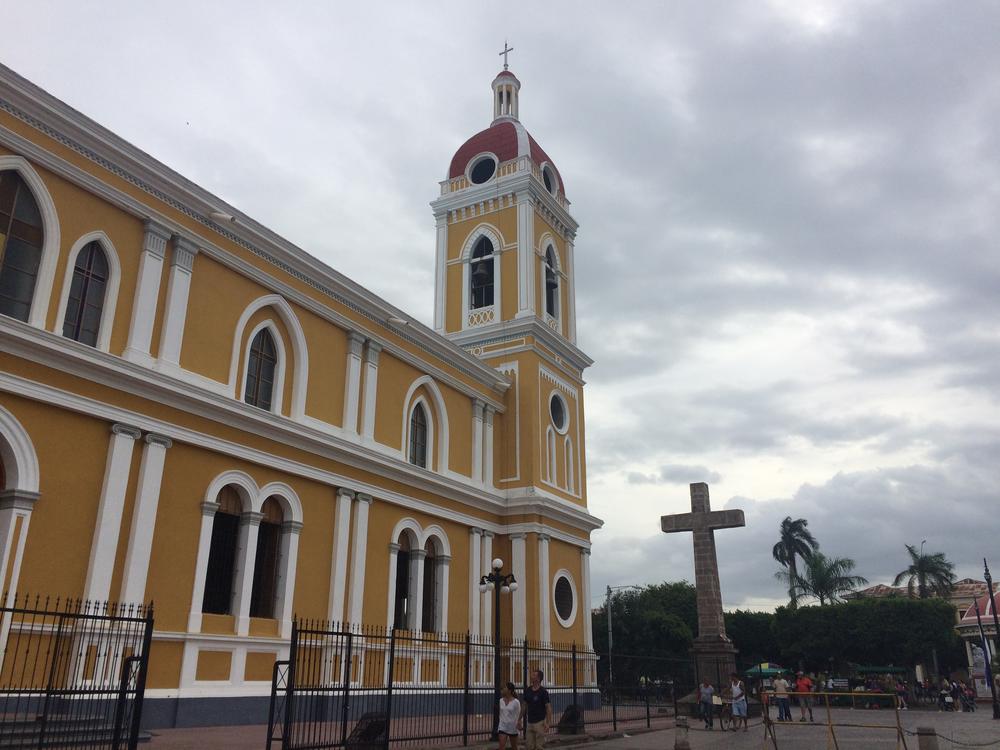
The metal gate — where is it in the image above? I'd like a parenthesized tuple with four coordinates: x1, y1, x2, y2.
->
(0, 594, 154, 750)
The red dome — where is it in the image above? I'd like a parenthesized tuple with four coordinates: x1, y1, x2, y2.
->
(448, 120, 565, 196)
(960, 590, 999, 624)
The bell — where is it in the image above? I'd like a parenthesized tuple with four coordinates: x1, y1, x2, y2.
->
(545, 272, 558, 291)
(471, 262, 491, 285)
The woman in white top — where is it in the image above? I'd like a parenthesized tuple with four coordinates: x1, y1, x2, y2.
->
(498, 681, 522, 749)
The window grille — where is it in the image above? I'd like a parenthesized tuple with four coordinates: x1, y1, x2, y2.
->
(0, 170, 44, 322)
(63, 240, 108, 346)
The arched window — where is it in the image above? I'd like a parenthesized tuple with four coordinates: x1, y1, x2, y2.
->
(544, 247, 559, 318)
(250, 497, 283, 619)
(244, 328, 277, 410)
(469, 236, 494, 310)
(202, 486, 242, 615)
(565, 437, 575, 493)
(0, 171, 45, 323)
(421, 539, 438, 632)
(62, 241, 108, 346)
(546, 428, 557, 484)
(409, 403, 428, 468)
(392, 533, 412, 630)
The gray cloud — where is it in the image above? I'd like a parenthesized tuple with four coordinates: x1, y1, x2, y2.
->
(5, 2, 1000, 615)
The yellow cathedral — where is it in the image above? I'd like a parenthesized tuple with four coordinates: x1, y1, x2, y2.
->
(0, 61, 601, 725)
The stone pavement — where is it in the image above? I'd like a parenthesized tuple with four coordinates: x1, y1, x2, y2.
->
(145, 709, 1000, 749)
(586, 709, 1000, 748)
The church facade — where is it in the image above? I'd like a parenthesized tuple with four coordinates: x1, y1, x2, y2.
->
(0, 62, 600, 722)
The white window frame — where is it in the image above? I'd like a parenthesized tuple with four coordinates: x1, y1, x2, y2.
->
(461, 226, 503, 330)
(541, 241, 562, 333)
(240, 321, 286, 414)
(406, 396, 433, 469)
(551, 569, 578, 629)
(53, 231, 122, 352)
(0, 156, 61, 330)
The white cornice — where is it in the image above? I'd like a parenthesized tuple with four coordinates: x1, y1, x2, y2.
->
(0, 321, 602, 538)
(447, 317, 594, 373)
(431, 170, 578, 238)
(0, 64, 509, 396)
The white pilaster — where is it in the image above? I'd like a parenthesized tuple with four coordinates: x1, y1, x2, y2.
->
(410, 548, 426, 631)
(119, 434, 172, 605)
(483, 407, 495, 488)
(157, 236, 198, 366)
(386, 542, 401, 629)
(328, 488, 354, 623)
(537, 534, 551, 644)
(516, 195, 535, 317)
(361, 342, 381, 441)
(565, 236, 578, 344)
(471, 398, 485, 484)
(187, 501, 217, 632)
(124, 222, 170, 365)
(481, 531, 494, 636)
(342, 332, 365, 434)
(234, 511, 263, 636)
(581, 548, 593, 649)
(433, 214, 448, 332)
(439, 554, 451, 633)
(84, 424, 141, 603)
(511, 533, 527, 639)
(468, 528, 482, 636)
(347, 493, 372, 624)
(275, 520, 302, 638)
(0, 491, 38, 605)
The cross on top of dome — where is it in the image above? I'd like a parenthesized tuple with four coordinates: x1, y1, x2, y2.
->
(500, 41, 514, 71)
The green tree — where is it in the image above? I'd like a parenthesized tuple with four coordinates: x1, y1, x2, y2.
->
(772, 516, 819, 607)
(772, 598, 964, 672)
(781, 552, 868, 605)
(592, 581, 696, 659)
(892, 544, 956, 599)
(724, 610, 778, 665)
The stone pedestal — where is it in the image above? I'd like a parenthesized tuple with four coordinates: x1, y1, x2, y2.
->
(692, 636, 738, 687)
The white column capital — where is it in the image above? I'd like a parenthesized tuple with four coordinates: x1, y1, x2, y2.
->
(0, 490, 40, 512)
(482, 530, 495, 539)
(355, 493, 373, 505)
(337, 488, 356, 501)
(365, 341, 382, 365)
(200, 501, 218, 517)
(439, 555, 452, 565)
(509, 532, 527, 540)
(537, 533, 551, 543)
(144, 433, 173, 449)
(472, 398, 486, 417)
(410, 548, 427, 561)
(282, 520, 303, 535)
(581, 547, 591, 556)
(241, 511, 264, 527)
(470, 527, 483, 537)
(347, 331, 366, 356)
(388, 542, 401, 554)
(111, 423, 142, 440)
(171, 235, 199, 271)
(143, 220, 171, 257)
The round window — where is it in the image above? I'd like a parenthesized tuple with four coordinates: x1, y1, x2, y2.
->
(554, 575, 575, 624)
(542, 165, 556, 194)
(549, 393, 567, 432)
(469, 156, 497, 184)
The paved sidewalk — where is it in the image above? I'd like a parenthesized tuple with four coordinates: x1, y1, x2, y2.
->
(145, 708, 1000, 749)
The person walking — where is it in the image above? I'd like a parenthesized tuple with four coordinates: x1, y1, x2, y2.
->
(795, 671, 814, 722)
(729, 673, 748, 732)
(772, 673, 792, 721)
(498, 682, 522, 750)
(521, 670, 552, 749)
(698, 679, 715, 729)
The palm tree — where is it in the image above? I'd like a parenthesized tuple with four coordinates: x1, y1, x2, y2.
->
(772, 517, 819, 607)
(780, 552, 868, 605)
(892, 544, 956, 598)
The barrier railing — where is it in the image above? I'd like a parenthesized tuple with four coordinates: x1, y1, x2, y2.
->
(760, 691, 908, 749)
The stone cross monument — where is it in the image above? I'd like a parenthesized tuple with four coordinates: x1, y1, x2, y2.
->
(661, 482, 745, 685)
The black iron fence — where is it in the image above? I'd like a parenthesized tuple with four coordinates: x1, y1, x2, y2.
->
(0, 593, 154, 750)
(267, 620, 712, 749)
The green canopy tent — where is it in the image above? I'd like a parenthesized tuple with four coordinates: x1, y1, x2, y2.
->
(745, 663, 786, 677)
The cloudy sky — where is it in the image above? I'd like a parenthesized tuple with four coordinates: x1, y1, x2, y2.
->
(5, 1, 999, 611)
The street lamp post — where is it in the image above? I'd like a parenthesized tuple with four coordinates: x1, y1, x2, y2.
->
(972, 596, 999, 720)
(480, 557, 517, 740)
(605, 585, 642, 689)
(983, 559, 1000, 720)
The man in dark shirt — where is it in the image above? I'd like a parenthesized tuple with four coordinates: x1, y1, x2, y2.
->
(521, 669, 552, 749)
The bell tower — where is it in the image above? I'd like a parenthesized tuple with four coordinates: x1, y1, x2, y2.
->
(430, 58, 593, 503)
